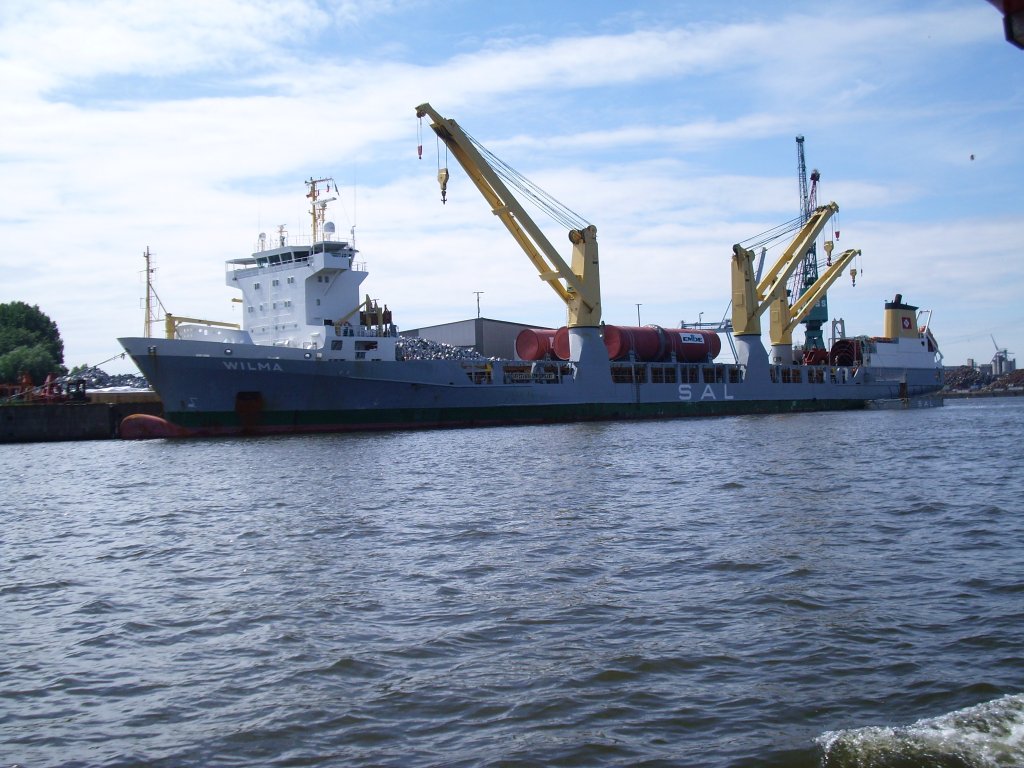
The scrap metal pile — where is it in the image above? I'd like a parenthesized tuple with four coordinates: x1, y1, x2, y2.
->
(944, 366, 1024, 393)
(396, 337, 490, 361)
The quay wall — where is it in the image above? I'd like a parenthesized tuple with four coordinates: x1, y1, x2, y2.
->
(1, 401, 163, 443)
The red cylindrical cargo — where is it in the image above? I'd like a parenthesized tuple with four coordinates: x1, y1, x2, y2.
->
(601, 325, 720, 362)
(543, 325, 720, 362)
(603, 326, 661, 361)
(552, 326, 571, 360)
(515, 328, 558, 361)
(829, 338, 861, 367)
(665, 328, 721, 362)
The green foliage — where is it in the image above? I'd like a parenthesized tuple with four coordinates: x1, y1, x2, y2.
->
(0, 301, 66, 384)
(0, 345, 60, 384)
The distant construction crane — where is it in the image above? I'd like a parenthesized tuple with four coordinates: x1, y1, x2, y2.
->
(789, 136, 829, 350)
(992, 334, 1015, 375)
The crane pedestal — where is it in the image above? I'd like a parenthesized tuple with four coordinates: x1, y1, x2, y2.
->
(568, 326, 608, 366)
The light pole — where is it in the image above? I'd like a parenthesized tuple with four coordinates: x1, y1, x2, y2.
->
(473, 291, 484, 319)
(636, 303, 642, 326)
(698, 312, 704, 327)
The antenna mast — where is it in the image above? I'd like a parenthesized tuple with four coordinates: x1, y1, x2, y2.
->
(306, 176, 337, 244)
(144, 247, 155, 337)
(142, 246, 169, 337)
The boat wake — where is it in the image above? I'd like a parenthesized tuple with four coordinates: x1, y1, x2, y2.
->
(818, 694, 1024, 767)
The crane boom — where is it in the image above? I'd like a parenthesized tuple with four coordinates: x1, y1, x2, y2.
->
(731, 202, 839, 337)
(797, 135, 810, 221)
(756, 202, 838, 303)
(770, 248, 860, 345)
(164, 314, 240, 339)
(415, 103, 601, 327)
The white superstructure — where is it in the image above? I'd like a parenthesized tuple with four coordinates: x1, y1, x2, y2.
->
(221, 179, 398, 361)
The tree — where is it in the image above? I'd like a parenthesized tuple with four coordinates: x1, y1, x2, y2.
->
(0, 302, 66, 384)
(0, 345, 59, 384)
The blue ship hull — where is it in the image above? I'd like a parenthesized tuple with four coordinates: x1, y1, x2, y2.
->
(117, 336, 943, 438)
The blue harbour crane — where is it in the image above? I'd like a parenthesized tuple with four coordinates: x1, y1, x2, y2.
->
(790, 136, 829, 351)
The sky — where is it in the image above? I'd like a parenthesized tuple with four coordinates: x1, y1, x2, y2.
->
(1, 0, 1021, 374)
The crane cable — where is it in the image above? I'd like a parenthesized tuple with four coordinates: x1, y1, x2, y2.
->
(415, 113, 592, 230)
(462, 127, 591, 232)
(417, 115, 450, 204)
(738, 215, 805, 252)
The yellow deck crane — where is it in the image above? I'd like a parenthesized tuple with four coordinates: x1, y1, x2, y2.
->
(415, 104, 606, 364)
(332, 294, 391, 336)
(731, 202, 858, 364)
(770, 241, 860, 357)
(164, 314, 240, 339)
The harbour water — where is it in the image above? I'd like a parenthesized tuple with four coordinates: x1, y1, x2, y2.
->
(3, 398, 1023, 767)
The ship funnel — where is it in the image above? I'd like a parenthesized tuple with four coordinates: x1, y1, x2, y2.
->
(883, 293, 919, 339)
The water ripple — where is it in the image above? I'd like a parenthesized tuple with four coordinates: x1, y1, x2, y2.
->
(2, 401, 1023, 766)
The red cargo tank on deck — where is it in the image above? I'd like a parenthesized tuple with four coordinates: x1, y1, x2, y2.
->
(546, 325, 721, 362)
(515, 328, 559, 361)
(829, 338, 862, 367)
(603, 326, 721, 362)
(553, 327, 571, 361)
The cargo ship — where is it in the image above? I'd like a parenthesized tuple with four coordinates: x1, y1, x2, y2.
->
(117, 105, 943, 438)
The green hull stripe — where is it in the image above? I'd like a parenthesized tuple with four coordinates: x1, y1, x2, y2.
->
(166, 398, 867, 434)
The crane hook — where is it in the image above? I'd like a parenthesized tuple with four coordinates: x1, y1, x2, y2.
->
(437, 167, 450, 204)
